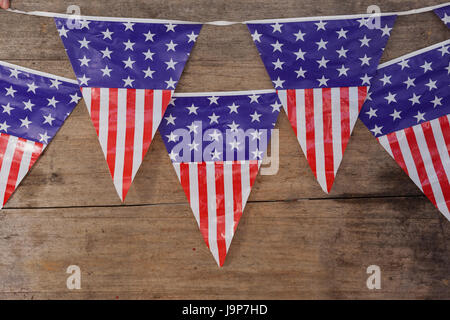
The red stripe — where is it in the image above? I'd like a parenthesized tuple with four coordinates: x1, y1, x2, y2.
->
(161, 90, 172, 117)
(438, 116, 450, 152)
(3, 138, 25, 205)
(357, 86, 368, 112)
(180, 163, 190, 201)
(197, 162, 209, 248)
(286, 90, 297, 136)
(322, 88, 334, 192)
(0, 134, 10, 169)
(386, 132, 409, 175)
(122, 89, 136, 200)
(107, 88, 118, 178)
(421, 121, 450, 207)
(404, 127, 437, 206)
(90, 88, 101, 136)
(214, 162, 227, 267)
(232, 162, 242, 232)
(29, 142, 43, 170)
(249, 160, 259, 187)
(340, 87, 350, 155)
(142, 90, 154, 160)
(304, 89, 316, 177)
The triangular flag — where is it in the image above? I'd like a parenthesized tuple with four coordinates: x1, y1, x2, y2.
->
(0, 60, 81, 208)
(434, 3, 450, 28)
(159, 90, 281, 266)
(247, 14, 397, 192)
(360, 40, 450, 220)
(55, 15, 202, 200)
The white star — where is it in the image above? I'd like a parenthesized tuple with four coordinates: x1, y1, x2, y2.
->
(23, 99, 34, 111)
(228, 103, 240, 114)
(390, 109, 402, 120)
(360, 74, 372, 85)
(315, 20, 327, 31)
(398, 59, 410, 70)
(208, 113, 220, 124)
(420, 61, 433, 73)
(168, 150, 178, 161)
(9, 68, 21, 79)
(47, 96, 59, 108)
(165, 23, 177, 32)
(165, 58, 178, 70)
(58, 26, 69, 38)
(272, 58, 285, 70)
(2, 103, 13, 115)
(208, 96, 219, 105)
(0, 121, 10, 132)
(70, 93, 81, 104)
(317, 56, 329, 69)
(380, 24, 392, 36)
(79, 74, 90, 86)
(359, 54, 372, 66)
(430, 96, 443, 108)
(250, 111, 262, 122)
(317, 75, 329, 87)
(143, 30, 155, 42)
(359, 35, 371, 47)
(316, 38, 328, 50)
(446, 62, 450, 75)
(101, 65, 112, 77)
(403, 77, 415, 89)
(169, 97, 176, 106)
(293, 29, 306, 41)
(250, 130, 263, 140)
(143, 49, 155, 61)
(123, 76, 135, 87)
(413, 111, 426, 123)
(229, 139, 241, 150)
(123, 21, 135, 31)
(271, 40, 283, 52)
(370, 124, 383, 136)
(295, 67, 307, 78)
(251, 30, 262, 42)
(208, 130, 221, 142)
(442, 13, 450, 24)
(5, 86, 16, 97)
(187, 31, 199, 43)
(187, 122, 199, 133)
(228, 121, 240, 132)
(211, 149, 222, 160)
(336, 46, 348, 58)
(165, 78, 177, 89)
(123, 57, 136, 69)
(166, 40, 178, 51)
(50, 79, 62, 89)
(379, 74, 392, 86)
(165, 114, 176, 125)
(271, 22, 283, 33)
(186, 104, 199, 115)
(102, 28, 114, 40)
(80, 20, 90, 29)
(248, 94, 260, 103)
(142, 67, 155, 78)
(43, 114, 55, 126)
(166, 131, 178, 142)
(78, 55, 91, 67)
(78, 37, 90, 49)
(409, 93, 421, 105)
(337, 64, 349, 77)
(271, 101, 282, 113)
(101, 47, 113, 59)
(384, 92, 397, 104)
(27, 82, 38, 94)
(366, 107, 377, 119)
(252, 149, 264, 159)
(272, 77, 285, 88)
(438, 45, 449, 56)
(425, 79, 437, 91)
(357, 17, 368, 28)
(336, 28, 348, 39)
(123, 39, 135, 51)
(293, 48, 306, 60)
(39, 131, 50, 144)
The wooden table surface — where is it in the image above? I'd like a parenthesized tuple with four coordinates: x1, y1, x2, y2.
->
(0, 0, 449, 300)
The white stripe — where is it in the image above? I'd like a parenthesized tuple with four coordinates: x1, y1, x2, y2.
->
(241, 162, 251, 208)
(98, 88, 109, 157)
(205, 162, 219, 265)
(348, 87, 359, 130)
(377, 135, 393, 158)
(113, 88, 127, 200)
(152, 90, 162, 137)
(277, 90, 287, 114)
(430, 118, 450, 183)
(223, 162, 234, 251)
(82, 88, 92, 115)
(173, 89, 276, 97)
(331, 87, 342, 176)
(14, 140, 35, 188)
(296, 89, 307, 154)
(413, 125, 448, 217)
(395, 129, 423, 191)
(132, 89, 145, 179)
(172, 162, 181, 181)
(189, 163, 200, 225)
(0, 136, 18, 205)
(313, 88, 326, 192)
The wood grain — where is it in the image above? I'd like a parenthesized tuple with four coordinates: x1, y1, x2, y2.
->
(0, 0, 448, 299)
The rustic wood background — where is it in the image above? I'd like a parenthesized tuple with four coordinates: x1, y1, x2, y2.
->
(0, 0, 449, 300)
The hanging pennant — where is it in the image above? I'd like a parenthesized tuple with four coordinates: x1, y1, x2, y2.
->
(359, 40, 450, 220)
(434, 3, 450, 27)
(159, 90, 281, 266)
(247, 14, 397, 193)
(54, 15, 202, 201)
(0, 60, 81, 208)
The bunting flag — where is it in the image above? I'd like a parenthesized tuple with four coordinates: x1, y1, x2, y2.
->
(247, 14, 397, 193)
(54, 15, 202, 200)
(159, 90, 281, 266)
(0, 61, 81, 208)
(359, 40, 450, 220)
(434, 4, 450, 27)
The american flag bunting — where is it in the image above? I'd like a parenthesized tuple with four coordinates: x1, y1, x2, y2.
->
(434, 4, 450, 28)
